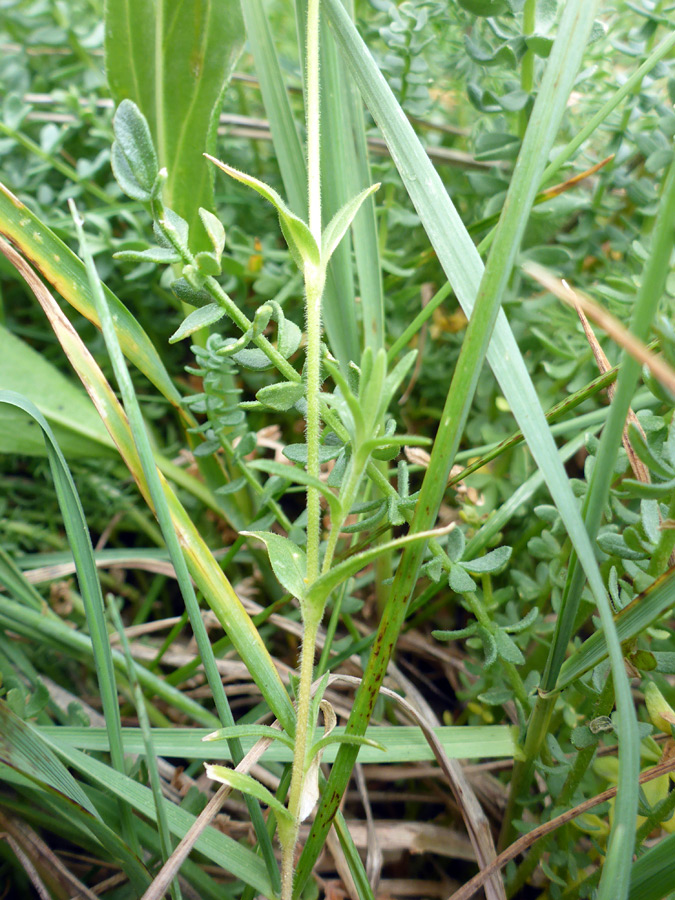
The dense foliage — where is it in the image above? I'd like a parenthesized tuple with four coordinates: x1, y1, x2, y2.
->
(0, 1, 674, 899)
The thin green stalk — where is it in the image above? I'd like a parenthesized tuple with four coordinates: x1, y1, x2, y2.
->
(71, 203, 281, 895)
(304, 0, 324, 583)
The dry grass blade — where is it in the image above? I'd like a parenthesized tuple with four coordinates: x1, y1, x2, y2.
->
(329, 675, 506, 900)
(574, 302, 651, 484)
(140, 730, 280, 900)
(524, 261, 675, 395)
(355, 762, 382, 893)
(445, 755, 675, 900)
(0, 809, 100, 900)
(541, 154, 614, 200)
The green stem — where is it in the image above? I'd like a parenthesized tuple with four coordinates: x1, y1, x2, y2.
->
(304, 0, 324, 583)
(281, 616, 319, 900)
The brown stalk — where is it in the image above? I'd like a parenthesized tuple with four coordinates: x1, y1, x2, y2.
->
(446, 754, 675, 900)
(523, 261, 675, 396)
(573, 300, 651, 484)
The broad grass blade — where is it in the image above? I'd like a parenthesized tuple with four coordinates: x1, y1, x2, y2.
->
(105, 0, 245, 249)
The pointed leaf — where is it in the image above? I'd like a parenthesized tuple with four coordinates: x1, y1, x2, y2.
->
(242, 531, 308, 601)
(463, 545, 512, 574)
(449, 563, 477, 593)
(494, 628, 525, 665)
(205, 764, 293, 823)
(112, 100, 158, 194)
(202, 725, 294, 749)
(114, 246, 181, 264)
(199, 208, 226, 257)
(321, 183, 380, 265)
(205, 155, 320, 268)
(305, 524, 455, 613)
(169, 304, 226, 343)
(111, 140, 152, 201)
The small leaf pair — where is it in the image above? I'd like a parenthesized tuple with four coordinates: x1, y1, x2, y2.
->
(205, 154, 379, 279)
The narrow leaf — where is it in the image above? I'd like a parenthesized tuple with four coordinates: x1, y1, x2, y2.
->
(321, 183, 380, 265)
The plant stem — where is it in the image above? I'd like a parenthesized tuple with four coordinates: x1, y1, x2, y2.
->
(281, 616, 319, 900)
(304, 0, 324, 583)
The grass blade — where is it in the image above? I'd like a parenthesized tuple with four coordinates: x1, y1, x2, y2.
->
(45, 740, 274, 897)
(108, 599, 182, 900)
(105, 0, 245, 249)
(40, 724, 520, 762)
(0, 390, 138, 851)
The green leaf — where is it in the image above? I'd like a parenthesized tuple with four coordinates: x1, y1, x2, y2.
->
(169, 304, 226, 344)
(111, 99, 159, 195)
(448, 563, 477, 593)
(199, 207, 225, 257)
(494, 628, 525, 665)
(0, 184, 182, 408)
(0, 325, 116, 459)
(114, 246, 181, 264)
(463, 545, 512, 574)
(0, 700, 99, 818)
(242, 531, 308, 602)
(321, 183, 380, 265)
(557, 570, 675, 690)
(629, 830, 675, 900)
(205, 156, 320, 269)
(49, 742, 272, 895)
(195, 250, 221, 276)
(105, 0, 245, 249)
(304, 524, 455, 614)
(284, 442, 343, 465)
(309, 733, 386, 758)
(111, 140, 153, 202)
(205, 765, 293, 823)
(41, 723, 521, 763)
(256, 381, 305, 412)
(457, 0, 510, 14)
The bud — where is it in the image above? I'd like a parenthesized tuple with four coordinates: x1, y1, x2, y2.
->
(645, 683, 675, 733)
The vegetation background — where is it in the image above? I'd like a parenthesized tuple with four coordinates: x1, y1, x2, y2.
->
(0, 0, 674, 899)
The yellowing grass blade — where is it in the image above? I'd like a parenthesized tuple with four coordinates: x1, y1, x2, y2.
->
(0, 234, 295, 734)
